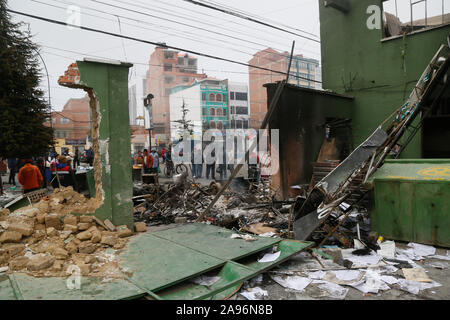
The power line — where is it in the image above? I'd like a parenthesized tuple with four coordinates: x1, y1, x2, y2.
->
(8, 9, 322, 84)
(89, 0, 320, 61)
(183, 0, 320, 43)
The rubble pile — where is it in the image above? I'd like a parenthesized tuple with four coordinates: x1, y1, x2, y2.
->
(133, 177, 292, 236)
(0, 187, 144, 279)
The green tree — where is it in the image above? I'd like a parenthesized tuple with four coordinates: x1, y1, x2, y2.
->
(0, 0, 53, 160)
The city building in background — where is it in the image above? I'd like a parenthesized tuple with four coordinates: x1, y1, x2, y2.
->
(248, 48, 321, 128)
(169, 78, 229, 142)
(145, 45, 207, 146)
(228, 82, 250, 130)
(45, 96, 91, 154)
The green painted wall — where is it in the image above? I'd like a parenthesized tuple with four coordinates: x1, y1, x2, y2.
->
(77, 60, 134, 230)
(319, 0, 450, 158)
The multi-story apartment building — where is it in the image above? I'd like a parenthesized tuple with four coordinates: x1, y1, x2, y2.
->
(228, 82, 250, 130)
(45, 96, 91, 152)
(248, 48, 321, 128)
(145, 46, 207, 145)
(169, 78, 229, 142)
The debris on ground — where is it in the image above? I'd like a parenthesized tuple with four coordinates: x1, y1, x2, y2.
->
(0, 186, 144, 279)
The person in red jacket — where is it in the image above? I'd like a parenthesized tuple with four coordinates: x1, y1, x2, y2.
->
(18, 159, 43, 194)
(143, 149, 153, 174)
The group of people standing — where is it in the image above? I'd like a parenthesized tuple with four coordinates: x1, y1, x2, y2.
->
(133, 149, 160, 174)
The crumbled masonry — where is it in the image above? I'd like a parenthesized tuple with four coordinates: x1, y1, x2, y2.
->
(0, 187, 146, 279)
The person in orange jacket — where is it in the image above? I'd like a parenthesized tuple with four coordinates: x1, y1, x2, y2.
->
(143, 149, 153, 174)
(18, 159, 43, 194)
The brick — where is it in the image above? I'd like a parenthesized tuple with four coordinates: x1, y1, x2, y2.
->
(53, 248, 69, 259)
(65, 241, 78, 254)
(45, 214, 62, 230)
(8, 222, 34, 237)
(100, 235, 118, 247)
(3, 244, 25, 257)
(79, 216, 94, 223)
(104, 219, 116, 231)
(52, 260, 64, 271)
(76, 263, 91, 276)
(46, 227, 59, 237)
(134, 222, 147, 233)
(117, 225, 133, 238)
(76, 231, 92, 241)
(36, 213, 46, 224)
(64, 224, 78, 233)
(77, 222, 92, 231)
(78, 241, 96, 254)
(0, 231, 22, 243)
(33, 230, 46, 240)
(9, 256, 30, 270)
(64, 215, 78, 226)
(91, 230, 102, 243)
(27, 254, 55, 271)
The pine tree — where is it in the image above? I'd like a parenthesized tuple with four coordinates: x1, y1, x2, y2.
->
(0, 0, 54, 160)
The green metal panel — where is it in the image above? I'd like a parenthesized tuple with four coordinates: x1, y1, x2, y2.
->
(152, 223, 280, 261)
(118, 233, 226, 292)
(9, 273, 145, 300)
(319, 0, 450, 158)
(76, 60, 134, 230)
(372, 159, 450, 247)
(0, 275, 17, 300)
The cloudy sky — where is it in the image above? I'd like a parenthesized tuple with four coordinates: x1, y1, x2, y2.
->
(7, 0, 447, 111)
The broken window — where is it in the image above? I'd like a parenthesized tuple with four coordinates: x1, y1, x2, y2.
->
(382, 0, 449, 38)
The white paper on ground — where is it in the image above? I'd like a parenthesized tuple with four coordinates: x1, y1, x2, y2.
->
(317, 281, 349, 300)
(377, 241, 396, 259)
(305, 270, 326, 280)
(240, 287, 268, 300)
(190, 275, 221, 286)
(271, 275, 312, 292)
(258, 251, 281, 263)
(380, 275, 399, 285)
(397, 279, 442, 295)
(407, 243, 436, 257)
(231, 234, 257, 241)
(428, 252, 450, 261)
(341, 249, 382, 267)
(259, 232, 277, 238)
(354, 239, 365, 250)
(332, 270, 361, 281)
(350, 270, 390, 294)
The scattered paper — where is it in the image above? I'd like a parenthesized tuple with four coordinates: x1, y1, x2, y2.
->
(271, 275, 312, 292)
(190, 275, 221, 286)
(259, 232, 277, 238)
(333, 270, 361, 281)
(377, 241, 396, 259)
(380, 275, 399, 285)
(354, 239, 365, 250)
(341, 249, 382, 267)
(317, 281, 349, 300)
(428, 253, 450, 261)
(402, 268, 431, 283)
(397, 279, 442, 295)
(350, 270, 390, 294)
(305, 270, 326, 280)
(407, 243, 436, 257)
(258, 251, 281, 263)
(240, 287, 268, 300)
(231, 234, 257, 241)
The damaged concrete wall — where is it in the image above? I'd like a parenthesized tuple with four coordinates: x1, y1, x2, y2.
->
(266, 83, 354, 199)
(59, 60, 134, 230)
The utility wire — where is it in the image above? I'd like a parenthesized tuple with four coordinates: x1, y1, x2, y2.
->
(183, 0, 320, 43)
(7, 9, 322, 84)
(89, 0, 319, 61)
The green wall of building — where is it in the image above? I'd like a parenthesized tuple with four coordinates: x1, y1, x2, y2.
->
(319, 0, 450, 158)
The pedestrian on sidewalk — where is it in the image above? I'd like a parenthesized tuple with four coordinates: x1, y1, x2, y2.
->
(206, 148, 216, 180)
(151, 149, 159, 174)
(73, 147, 80, 169)
(7, 157, 17, 185)
(18, 158, 43, 194)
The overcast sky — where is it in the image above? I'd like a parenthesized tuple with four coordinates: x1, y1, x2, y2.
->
(7, 0, 447, 111)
